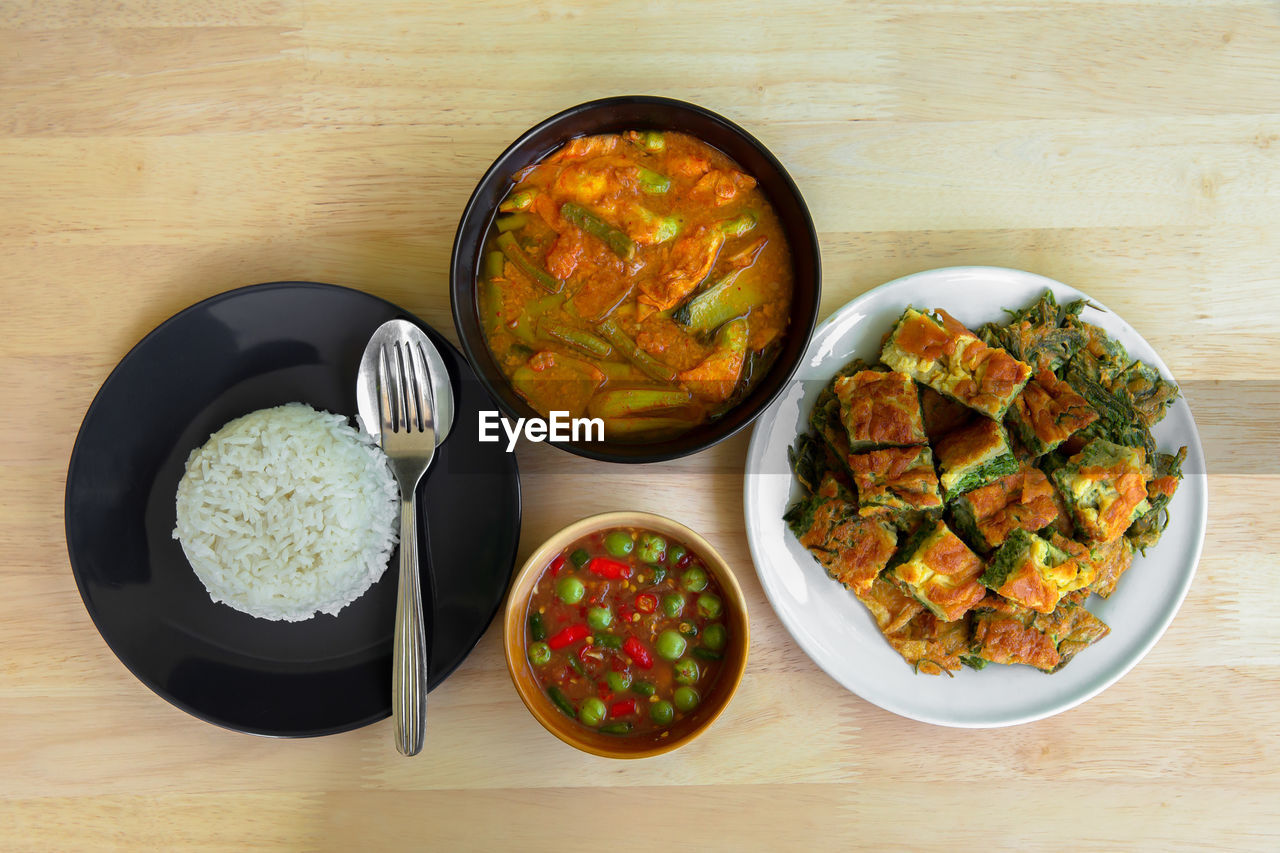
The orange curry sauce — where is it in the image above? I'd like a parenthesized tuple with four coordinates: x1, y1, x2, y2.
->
(477, 131, 793, 441)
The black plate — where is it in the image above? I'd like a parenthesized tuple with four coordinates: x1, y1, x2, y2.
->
(65, 282, 521, 737)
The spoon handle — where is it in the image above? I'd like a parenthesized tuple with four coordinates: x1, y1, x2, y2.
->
(392, 488, 427, 756)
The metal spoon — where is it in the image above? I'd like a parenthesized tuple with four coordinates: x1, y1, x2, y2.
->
(357, 320, 456, 755)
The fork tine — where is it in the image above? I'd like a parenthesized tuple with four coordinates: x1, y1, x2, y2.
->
(387, 342, 405, 433)
(389, 342, 406, 432)
(410, 340, 432, 431)
(399, 340, 421, 432)
(377, 343, 395, 434)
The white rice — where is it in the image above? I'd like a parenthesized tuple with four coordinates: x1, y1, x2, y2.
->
(172, 403, 400, 622)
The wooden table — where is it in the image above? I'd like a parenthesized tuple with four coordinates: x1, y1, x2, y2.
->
(4, 2, 1278, 850)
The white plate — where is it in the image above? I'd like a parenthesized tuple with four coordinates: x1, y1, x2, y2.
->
(743, 266, 1207, 728)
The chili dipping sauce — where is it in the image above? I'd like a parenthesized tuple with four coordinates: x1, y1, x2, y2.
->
(522, 526, 732, 738)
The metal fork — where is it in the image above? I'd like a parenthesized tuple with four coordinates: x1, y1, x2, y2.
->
(376, 332, 437, 757)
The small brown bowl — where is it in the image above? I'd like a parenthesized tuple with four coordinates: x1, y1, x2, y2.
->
(502, 511, 749, 758)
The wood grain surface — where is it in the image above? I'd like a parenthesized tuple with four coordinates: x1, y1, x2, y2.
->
(3, 1, 1279, 850)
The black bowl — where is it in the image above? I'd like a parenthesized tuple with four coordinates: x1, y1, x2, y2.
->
(449, 95, 821, 463)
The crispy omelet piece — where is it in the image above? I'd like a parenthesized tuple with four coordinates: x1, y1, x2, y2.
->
(978, 290, 1088, 373)
(1050, 595, 1112, 670)
(970, 606, 1061, 671)
(847, 445, 943, 517)
(854, 578, 969, 676)
(833, 369, 929, 452)
(1076, 320, 1132, 383)
(1127, 447, 1187, 553)
(1070, 321, 1179, 430)
(949, 464, 1061, 553)
(1052, 438, 1152, 543)
(970, 592, 1110, 673)
(932, 417, 1019, 502)
(888, 613, 971, 676)
(784, 495, 898, 594)
(949, 325, 1034, 420)
(856, 575, 924, 634)
(806, 359, 876, 478)
(1006, 368, 1099, 457)
(981, 529, 1089, 614)
(1082, 535, 1136, 598)
(880, 307, 1032, 420)
(1061, 350, 1157, 465)
(887, 519, 987, 622)
(1111, 359, 1180, 429)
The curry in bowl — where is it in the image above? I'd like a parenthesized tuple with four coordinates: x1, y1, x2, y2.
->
(477, 130, 794, 441)
(504, 511, 749, 757)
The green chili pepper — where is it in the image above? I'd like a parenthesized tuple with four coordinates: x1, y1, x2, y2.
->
(547, 685, 575, 718)
(595, 633, 623, 650)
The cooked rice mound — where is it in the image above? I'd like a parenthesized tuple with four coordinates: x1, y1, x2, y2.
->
(173, 402, 399, 621)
